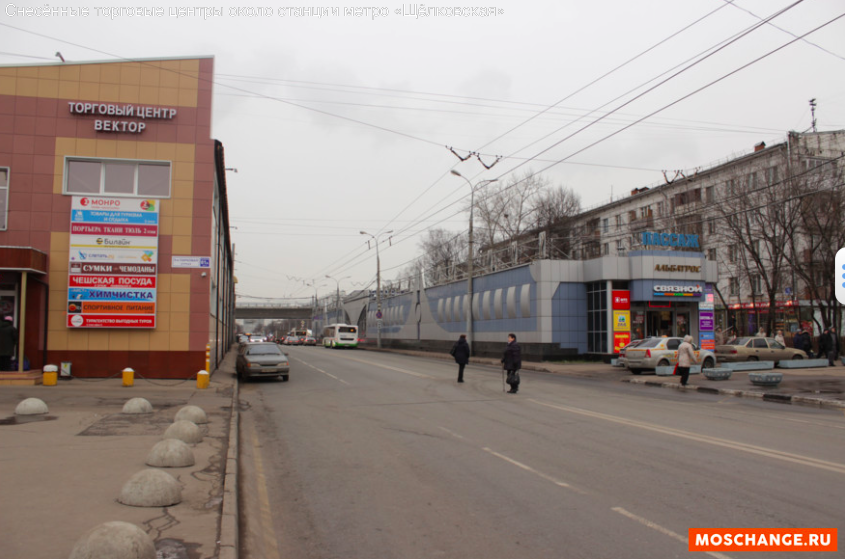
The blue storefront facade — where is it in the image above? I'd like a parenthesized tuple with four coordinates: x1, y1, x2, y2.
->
(338, 249, 718, 360)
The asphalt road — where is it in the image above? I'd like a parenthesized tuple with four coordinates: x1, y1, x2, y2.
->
(237, 347, 845, 559)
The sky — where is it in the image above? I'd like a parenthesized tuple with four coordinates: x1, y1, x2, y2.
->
(2, 0, 844, 306)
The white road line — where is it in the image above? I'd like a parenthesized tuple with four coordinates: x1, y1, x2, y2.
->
(612, 507, 734, 559)
(292, 357, 351, 385)
(529, 399, 845, 476)
(482, 447, 586, 494)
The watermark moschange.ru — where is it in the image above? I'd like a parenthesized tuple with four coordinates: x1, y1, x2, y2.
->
(689, 529, 837, 552)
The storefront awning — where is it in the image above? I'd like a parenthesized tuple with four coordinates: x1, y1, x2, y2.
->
(0, 247, 48, 275)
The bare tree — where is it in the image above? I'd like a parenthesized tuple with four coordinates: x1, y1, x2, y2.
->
(474, 170, 547, 246)
(418, 228, 467, 285)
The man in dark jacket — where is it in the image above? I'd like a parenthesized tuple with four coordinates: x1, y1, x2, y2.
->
(501, 333, 522, 394)
(0, 316, 18, 372)
(819, 328, 831, 364)
(451, 334, 470, 383)
(826, 327, 840, 366)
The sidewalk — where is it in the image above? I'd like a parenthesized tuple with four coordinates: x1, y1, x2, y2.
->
(0, 349, 240, 559)
(368, 347, 845, 410)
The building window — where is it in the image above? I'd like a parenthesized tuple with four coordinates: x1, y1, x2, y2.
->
(602, 242, 609, 255)
(729, 244, 738, 263)
(750, 274, 762, 294)
(65, 158, 171, 198)
(602, 218, 609, 234)
(0, 167, 8, 230)
(586, 281, 608, 353)
(708, 248, 716, 261)
(729, 277, 739, 296)
(707, 218, 716, 235)
(616, 239, 624, 254)
(615, 214, 622, 229)
(657, 201, 665, 216)
(705, 186, 714, 203)
(766, 166, 779, 185)
(640, 205, 652, 218)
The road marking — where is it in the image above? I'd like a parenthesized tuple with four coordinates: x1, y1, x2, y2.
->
(529, 399, 845, 476)
(437, 426, 466, 440)
(482, 447, 586, 494)
(247, 419, 281, 559)
(338, 355, 435, 379)
(291, 357, 351, 385)
(612, 507, 734, 559)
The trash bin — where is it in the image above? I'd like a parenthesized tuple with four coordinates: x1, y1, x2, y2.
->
(43, 365, 58, 386)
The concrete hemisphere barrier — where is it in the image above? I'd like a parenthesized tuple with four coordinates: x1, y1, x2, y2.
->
(163, 419, 203, 444)
(122, 398, 153, 414)
(68, 520, 156, 559)
(146, 439, 195, 468)
(118, 468, 182, 507)
(174, 404, 208, 424)
(15, 397, 49, 415)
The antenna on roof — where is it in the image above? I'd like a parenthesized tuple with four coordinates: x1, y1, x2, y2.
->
(55, 52, 65, 63)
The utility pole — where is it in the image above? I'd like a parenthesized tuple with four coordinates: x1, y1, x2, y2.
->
(450, 170, 497, 355)
(360, 230, 392, 348)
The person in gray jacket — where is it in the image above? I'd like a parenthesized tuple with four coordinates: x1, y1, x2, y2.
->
(676, 335, 698, 387)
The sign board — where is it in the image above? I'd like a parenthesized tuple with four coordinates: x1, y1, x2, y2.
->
(612, 290, 630, 310)
(700, 331, 715, 351)
(613, 310, 631, 332)
(172, 256, 211, 269)
(613, 332, 631, 353)
(68, 196, 159, 328)
(699, 311, 714, 331)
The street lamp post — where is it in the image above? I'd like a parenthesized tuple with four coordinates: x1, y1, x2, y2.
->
(325, 274, 350, 323)
(360, 230, 393, 349)
(450, 170, 497, 355)
(305, 280, 325, 334)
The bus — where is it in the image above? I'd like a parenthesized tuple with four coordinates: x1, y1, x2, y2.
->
(322, 324, 358, 348)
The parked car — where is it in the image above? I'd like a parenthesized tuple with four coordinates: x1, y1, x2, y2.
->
(624, 337, 716, 374)
(303, 336, 317, 346)
(617, 338, 649, 368)
(236, 342, 290, 381)
(715, 337, 807, 363)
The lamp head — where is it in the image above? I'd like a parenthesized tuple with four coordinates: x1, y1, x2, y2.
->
(450, 170, 462, 177)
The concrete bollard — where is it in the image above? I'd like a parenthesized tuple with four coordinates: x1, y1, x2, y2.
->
(15, 397, 49, 415)
(122, 367, 134, 387)
(42, 364, 58, 386)
(197, 370, 209, 389)
(163, 420, 203, 444)
(118, 469, 182, 507)
(68, 521, 156, 559)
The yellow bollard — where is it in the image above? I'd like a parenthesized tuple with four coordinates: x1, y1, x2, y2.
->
(205, 344, 210, 374)
(42, 364, 58, 386)
(197, 370, 209, 389)
(122, 367, 134, 387)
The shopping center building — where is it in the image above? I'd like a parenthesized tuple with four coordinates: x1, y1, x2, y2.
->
(0, 56, 236, 378)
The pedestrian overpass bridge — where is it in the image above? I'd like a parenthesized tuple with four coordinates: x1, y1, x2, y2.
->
(235, 304, 311, 320)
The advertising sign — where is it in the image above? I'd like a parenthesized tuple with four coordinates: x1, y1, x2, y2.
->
(613, 310, 631, 332)
(699, 311, 715, 331)
(68, 196, 159, 328)
(700, 331, 716, 351)
(612, 290, 630, 310)
(614, 332, 631, 353)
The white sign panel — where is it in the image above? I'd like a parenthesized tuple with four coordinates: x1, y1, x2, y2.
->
(172, 256, 211, 269)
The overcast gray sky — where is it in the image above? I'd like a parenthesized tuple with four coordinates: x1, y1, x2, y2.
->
(2, 0, 844, 304)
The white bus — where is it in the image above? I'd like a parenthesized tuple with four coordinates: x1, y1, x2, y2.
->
(322, 324, 358, 348)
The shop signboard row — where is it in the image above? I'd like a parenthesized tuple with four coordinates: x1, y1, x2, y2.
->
(67, 196, 159, 328)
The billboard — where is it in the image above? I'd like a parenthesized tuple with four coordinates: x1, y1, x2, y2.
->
(68, 196, 159, 329)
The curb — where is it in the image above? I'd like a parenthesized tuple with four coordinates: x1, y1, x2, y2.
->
(219, 376, 239, 559)
(623, 377, 845, 410)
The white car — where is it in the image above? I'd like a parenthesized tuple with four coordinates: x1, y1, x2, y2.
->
(624, 337, 717, 375)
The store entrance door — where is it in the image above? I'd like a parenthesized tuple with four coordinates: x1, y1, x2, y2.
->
(646, 310, 672, 337)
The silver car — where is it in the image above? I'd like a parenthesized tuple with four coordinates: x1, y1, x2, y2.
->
(236, 342, 290, 381)
(624, 337, 716, 375)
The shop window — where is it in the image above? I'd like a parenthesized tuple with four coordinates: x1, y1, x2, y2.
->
(0, 167, 8, 230)
(586, 281, 607, 353)
(65, 158, 171, 198)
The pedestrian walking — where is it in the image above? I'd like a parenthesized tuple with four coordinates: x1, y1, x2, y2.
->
(819, 328, 831, 364)
(826, 327, 840, 366)
(0, 316, 18, 372)
(450, 334, 470, 383)
(677, 335, 698, 387)
(501, 333, 522, 394)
